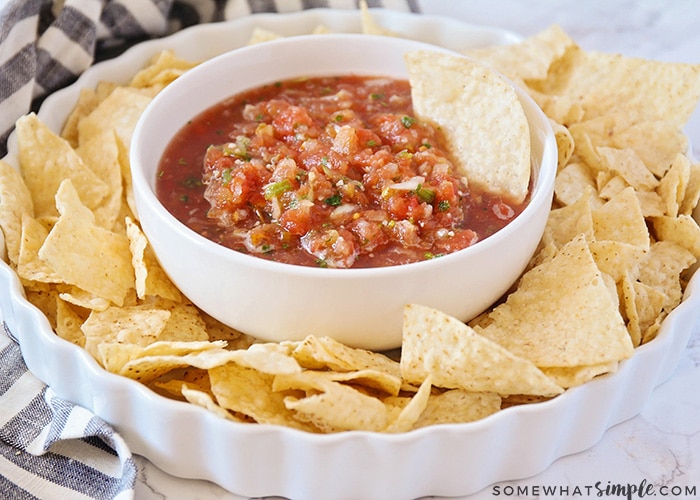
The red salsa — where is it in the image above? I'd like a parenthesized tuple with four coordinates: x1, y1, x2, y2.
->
(156, 76, 527, 268)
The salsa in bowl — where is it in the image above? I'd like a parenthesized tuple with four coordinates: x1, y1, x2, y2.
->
(130, 34, 557, 350)
(157, 74, 527, 269)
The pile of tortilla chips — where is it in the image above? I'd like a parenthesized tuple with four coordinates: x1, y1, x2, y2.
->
(1, 11, 700, 433)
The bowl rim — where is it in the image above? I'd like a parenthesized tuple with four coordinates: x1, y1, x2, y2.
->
(130, 32, 558, 278)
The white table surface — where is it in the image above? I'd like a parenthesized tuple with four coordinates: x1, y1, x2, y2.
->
(5, 1, 700, 499)
(134, 2, 700, 497)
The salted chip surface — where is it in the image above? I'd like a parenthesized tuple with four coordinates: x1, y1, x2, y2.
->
(38, 180, 134, 305)
(289, 335, 401, 378)
(657, 153, 691, 218)
(128, 50, 199, 88)
(651, 215, 700, 258)
(77, 86, 152, 148)
(210, 364, 316, 431)
(15, 113, 109, 219)
(537, 49, 700, 127)
(542, 190, 595, 249)
(591, 187, 650, 249)
(413, 389, 501, 428)
(16, 215, 62, 283)
(82, 305, 171, 358)
(405, 50, 531, 203)
(383, 377, 433, 433)
(125, 217, 182, 301)
(283, 378, 390, 433)
(0, 160, 34, 266)
(465, 24, 575, 82)
(400, 304, 563, 396)
(75, 131, 123, 230)
(554, 163, 597, 206)
(477, 234, 634, 367)
(541, 362, 618, 389)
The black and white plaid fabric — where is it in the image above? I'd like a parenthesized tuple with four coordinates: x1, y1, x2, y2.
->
(0, 1, 418, 498)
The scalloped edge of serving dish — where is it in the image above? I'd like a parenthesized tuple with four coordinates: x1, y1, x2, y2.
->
(1, 9, 698, 500)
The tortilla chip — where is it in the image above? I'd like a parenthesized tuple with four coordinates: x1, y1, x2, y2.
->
(282, 376, 390, 432)
(477, 234, 634, 367)
(15, 113, 109, 219)
(405, 50, 531, 203)
(383, 377, 432, 433)
(38, 180, 134, 305)
(542, 190, 595, 248)
(413, 389, 501, 428)
(210, 363, 316, 431)
(537, 50, 700, 127)
(57, 286, 111, 312)
(550, 119, 575, 170)
(129, 50, 198, 88)
(75, 131, 123, 230)
(656, 153, 691, 218)
(16, 215, 62, 283)
(401, 304, 563, 396)
(289, 335, 402, 379)
(619, 274, 669, 347)
(247, 27, 283, 45)
(125, 217, 182, 301)
(0, 160, 34, 266)
(588, 239, 647, 283)
(82, 304, 171, 358)
(77, 86, 152, 148)
(55, 298, 87, 347)
(181, 385, 244, 422)
(541, 362, 618, 388)
(554, 163, 598, 207)
(680, 161, 700, 216)
(596, 147, 659, 192)
(637, 241, 696, 311)
(592, 187, 649, 248)
(359, 0, 397, 37)
(273, 368, 401, 398)
(568, 117, 687, 178)
(650, 214, 700, 258)
(465, 24, 575, 82)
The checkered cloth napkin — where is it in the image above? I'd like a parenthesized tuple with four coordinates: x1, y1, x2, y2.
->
(0, 1, 418, 498)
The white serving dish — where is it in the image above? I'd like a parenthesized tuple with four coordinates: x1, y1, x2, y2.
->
(1, 9, 698, 500)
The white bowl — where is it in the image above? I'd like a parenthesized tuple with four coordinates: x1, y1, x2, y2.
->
(130, 33, 557, 350)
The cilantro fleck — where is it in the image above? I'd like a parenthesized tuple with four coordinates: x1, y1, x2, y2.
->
(183, 176, 202, 189)
(424, 252, 444, 260)
(415, 184, 436, 204)
(324, 193, 342, 206)
(401, 116, 416, 128)
(438, 200, 451, 212)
